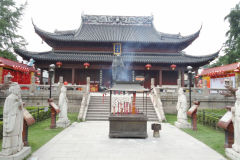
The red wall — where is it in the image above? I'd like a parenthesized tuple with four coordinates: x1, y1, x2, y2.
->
(2, 68, 31, 84)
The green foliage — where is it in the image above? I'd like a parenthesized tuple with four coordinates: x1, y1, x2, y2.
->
(20, 118, 64, 153)
(209, 2, 240, 67)
(0, 50, 17, 61)
(165, 114, 177, 125)
(25, 106, 51, 122)
(182, 125, 225, 156)
(197, 109, 227, 130)
(0, 0, 26, 60)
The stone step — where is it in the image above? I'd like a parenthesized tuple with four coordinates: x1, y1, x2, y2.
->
(86, 117, 158, 121)
(88, 105, 155, 108)
(88, 104, 155, 108)
(86, 95, 158, 121)
(86, 117, 109, 121)
(87, 108, 156, 113)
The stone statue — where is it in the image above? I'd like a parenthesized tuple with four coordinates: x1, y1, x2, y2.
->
(232, 88, 240, 153)
(112, 55, 129, 82)
(0, 82, 24, 156)
(57, 86, 70, 128)
(175, 88, 191, 128)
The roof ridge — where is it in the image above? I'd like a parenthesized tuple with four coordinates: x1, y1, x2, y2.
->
(81, 14, 153, 25)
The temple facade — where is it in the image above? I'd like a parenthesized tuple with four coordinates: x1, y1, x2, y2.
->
(16, 14, 219, 90)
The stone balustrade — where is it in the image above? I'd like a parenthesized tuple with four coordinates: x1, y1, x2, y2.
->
(155, 86, 226, 96)
(0, 83, 89, 113)
(152, 86, 234, 114)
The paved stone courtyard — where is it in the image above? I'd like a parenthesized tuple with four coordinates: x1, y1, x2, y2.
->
(29, 121, 226, 160)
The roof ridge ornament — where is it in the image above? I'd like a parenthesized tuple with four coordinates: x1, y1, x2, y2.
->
(81, 15, 153, 25)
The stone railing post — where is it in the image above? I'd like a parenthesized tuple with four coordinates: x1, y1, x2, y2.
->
(29, 75, 36, 95)
(177, 78, 181, 89)
(151, 78, 155, 89)
(150, 86, 166, 122)
(86, 77, 90, 93)
(58, 76, 63, 94)
(78, 77, 91, 120)
(202, 79, 209, 95)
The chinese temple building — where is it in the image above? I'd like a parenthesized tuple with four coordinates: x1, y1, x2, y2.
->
(200, 62, 240, 89)
(15, 14, 219, 90)
(0, 57, 36, 85)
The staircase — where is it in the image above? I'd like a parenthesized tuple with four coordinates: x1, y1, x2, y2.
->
(86, 95, 158, 121)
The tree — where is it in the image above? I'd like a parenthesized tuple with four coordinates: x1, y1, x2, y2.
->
(209, 3, 240, 68)
(0, 0, 26, 61)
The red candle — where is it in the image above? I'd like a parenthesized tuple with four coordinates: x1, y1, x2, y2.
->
(117, 102, 119, 115)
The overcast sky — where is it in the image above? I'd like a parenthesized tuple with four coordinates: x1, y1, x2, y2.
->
(16, 0, 239, 61)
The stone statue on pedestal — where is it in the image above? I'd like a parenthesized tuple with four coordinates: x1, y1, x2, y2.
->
(175, 88, 191, 128)
(112, 55, 129, 82)
(57, 86, 70, 128)
(0, 82, 24, 156)
(232, 88, 240, 153)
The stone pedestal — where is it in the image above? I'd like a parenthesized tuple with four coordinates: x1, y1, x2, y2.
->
(226, 148, 240, 160)
(109, 114, 148, 138)
(56, 120, 70, 128)
(0, 147, 31, 160)
(174, 121, 191, 129)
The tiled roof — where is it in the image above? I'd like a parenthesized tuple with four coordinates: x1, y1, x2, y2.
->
(0, 57, 35, 72)
(33, 14, 200, 50)
(200, 62, 240, 76)
(15, 49, 219, 65)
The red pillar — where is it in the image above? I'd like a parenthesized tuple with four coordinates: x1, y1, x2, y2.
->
(159, 70, 162, 86)
(72, 68, 75, 84)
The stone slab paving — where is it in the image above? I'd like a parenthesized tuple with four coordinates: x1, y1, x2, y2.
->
(29, 121, 226, 160)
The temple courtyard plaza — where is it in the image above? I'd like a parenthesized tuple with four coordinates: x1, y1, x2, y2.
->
(28, 121, 226, 160)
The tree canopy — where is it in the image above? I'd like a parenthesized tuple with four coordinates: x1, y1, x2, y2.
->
(209, 3, 240, 68)
(0, 0, 26, 61)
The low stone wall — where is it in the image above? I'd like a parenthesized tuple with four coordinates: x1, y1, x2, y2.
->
(0, 93, 83, 113)
(161, 94, 234, 114)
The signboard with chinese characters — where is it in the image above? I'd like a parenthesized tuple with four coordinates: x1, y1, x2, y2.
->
(113, 43, 121, 55)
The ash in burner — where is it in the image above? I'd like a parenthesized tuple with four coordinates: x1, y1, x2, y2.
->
(112, 55, 130, 82)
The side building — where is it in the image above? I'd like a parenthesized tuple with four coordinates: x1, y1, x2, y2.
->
(15, 14, 219, 90)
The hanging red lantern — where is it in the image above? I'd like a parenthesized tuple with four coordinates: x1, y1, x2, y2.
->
(84, 62, 90, 69)
(170, 64, 176, 70)
(145, 64, 152, 70)
(56, 61, 62, 68)
(64, 81, 68, 85)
